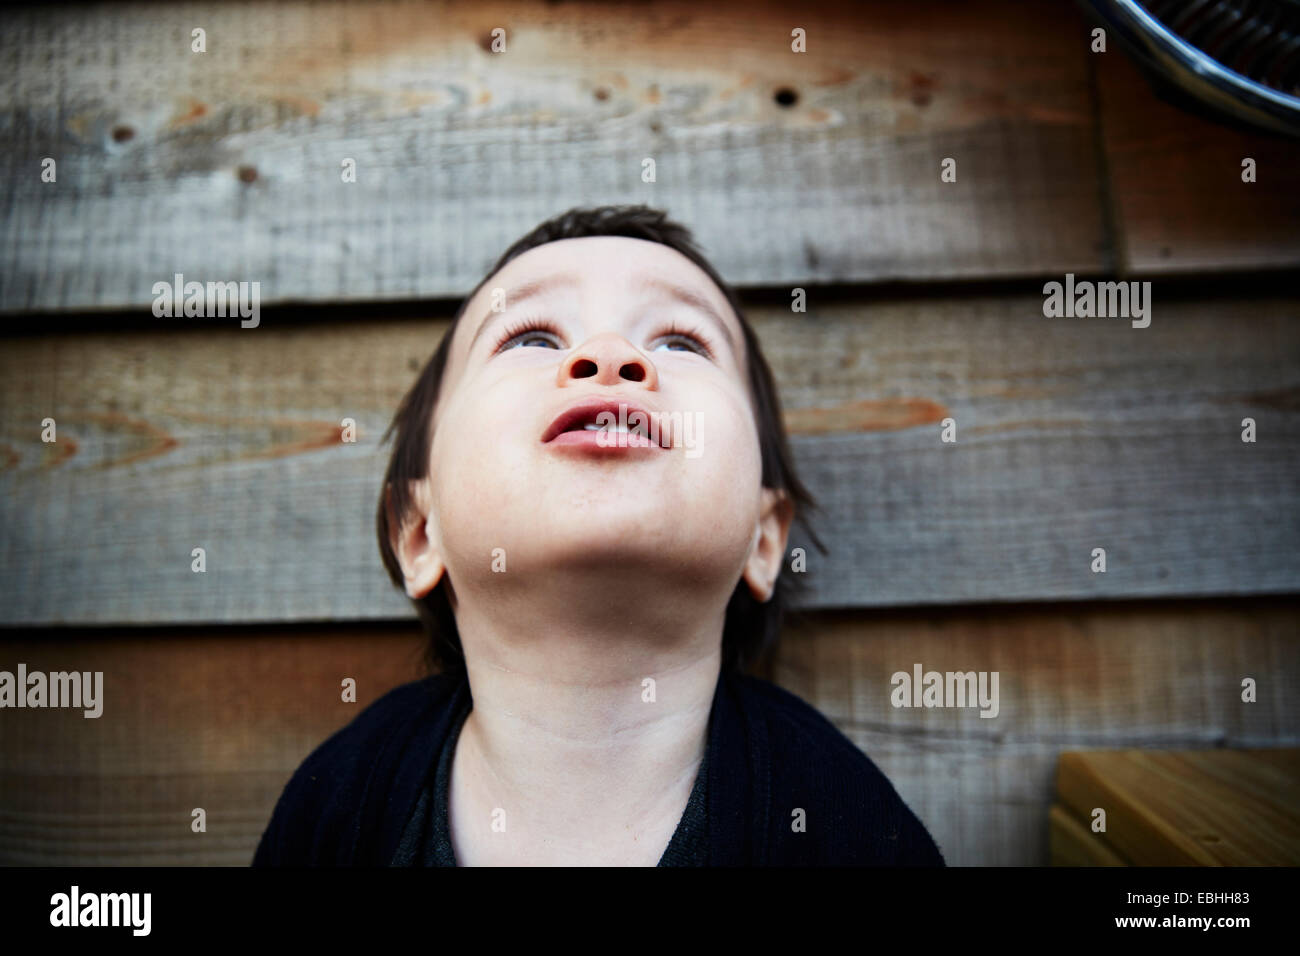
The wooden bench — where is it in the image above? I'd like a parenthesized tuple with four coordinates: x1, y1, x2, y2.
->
(1051, 749, 1300, 865)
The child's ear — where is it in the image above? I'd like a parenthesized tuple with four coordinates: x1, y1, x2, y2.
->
(386, 480, 447, 600)
(742, 488, 795, 603)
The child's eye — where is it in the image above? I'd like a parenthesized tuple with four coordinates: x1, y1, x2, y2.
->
(651, 319, 715, 359)
(493, 317, 715, 360)
(495, 317, 564, 352)
(652, 329, 712, 358)
(502, 330, 562, 351)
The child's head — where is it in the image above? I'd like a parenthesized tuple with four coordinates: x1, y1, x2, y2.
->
(377, 205, 823, 679)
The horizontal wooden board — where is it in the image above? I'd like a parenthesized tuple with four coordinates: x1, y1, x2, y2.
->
(2, 291, 1298, 624)
(0, 625, 426, 866)
(1055, 748, 1300, 865)
(1, 599, 1294, 865)
(0, 0, 1111, 313)
(772, 600, 1300, 866)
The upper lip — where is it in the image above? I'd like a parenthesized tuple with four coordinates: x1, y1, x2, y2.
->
(541, 396, 659, 443)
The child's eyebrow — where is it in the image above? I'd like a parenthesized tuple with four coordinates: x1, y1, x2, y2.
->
(630, 275, 739, 355)
(467, 273, 581, 353)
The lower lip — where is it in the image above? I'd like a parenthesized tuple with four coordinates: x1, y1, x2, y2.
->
(546, 429, 665, 451)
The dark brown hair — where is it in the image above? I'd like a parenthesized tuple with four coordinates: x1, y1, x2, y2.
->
(377, 204, 825, 680)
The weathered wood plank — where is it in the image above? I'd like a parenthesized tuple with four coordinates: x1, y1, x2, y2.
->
(0, 625, 426, 866)
(0, 0, 1109, 313)
(2, 292, 1297, 624)
(2, 600, 1294, 865)
(772, 601, 1300, 865)
(1096, 50, 1300, 274)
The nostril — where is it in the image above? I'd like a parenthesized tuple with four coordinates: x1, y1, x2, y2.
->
(620, 364, 646, 382)
(569, 358, 598, 378)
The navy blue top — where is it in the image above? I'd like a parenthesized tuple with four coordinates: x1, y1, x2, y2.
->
(253, 667, 944, 866)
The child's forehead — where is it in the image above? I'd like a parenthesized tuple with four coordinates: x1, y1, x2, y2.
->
(471, 235, 724, 312)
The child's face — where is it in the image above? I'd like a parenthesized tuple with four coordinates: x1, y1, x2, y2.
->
(400, 236, 789, 610)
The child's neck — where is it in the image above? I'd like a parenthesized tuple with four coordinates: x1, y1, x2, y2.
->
(444, 604, 723, 865)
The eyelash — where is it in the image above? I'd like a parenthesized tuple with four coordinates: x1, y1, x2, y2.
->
(492, 314, 716, 359)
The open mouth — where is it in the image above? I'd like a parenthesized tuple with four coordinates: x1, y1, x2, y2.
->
(541, 398, 667, 450)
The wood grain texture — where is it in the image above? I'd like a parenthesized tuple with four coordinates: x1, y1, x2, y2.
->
(1, 600, 1294, 865)
(2, 292, 1297, 624)
(0, 625, 427, 866)
(0, 0, 1109, 312)
(1049, 803, 1128, 866)
(772, 600, 1300, 866)
(1055, 748, 1300, 865)
(1096, 50, 1300, 275)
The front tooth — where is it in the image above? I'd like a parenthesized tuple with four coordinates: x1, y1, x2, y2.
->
(584, 423, 629, 432)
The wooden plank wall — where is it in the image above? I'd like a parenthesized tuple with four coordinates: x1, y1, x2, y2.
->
(0, 625, 428, 866)
(1, 0, 1298, 866)
(1, 599, 1294, 866)
(3, 1, 1299, 619)
(3, 293, 1298, 623)
(773, 600, 1300, 866)
(0, 0, 1114, 310)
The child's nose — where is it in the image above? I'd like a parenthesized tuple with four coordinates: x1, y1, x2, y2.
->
(557, 331, 659, 388)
